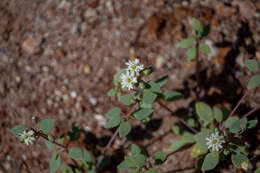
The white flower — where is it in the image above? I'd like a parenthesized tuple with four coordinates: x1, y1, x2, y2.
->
(19, 130, 36, 146)
(125, 58, 144, 76)
(120, 70, 137, 90)
(206, 130, 225, 152)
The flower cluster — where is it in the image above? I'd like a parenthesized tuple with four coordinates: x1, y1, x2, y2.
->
(120, 59, 144, 90)
(206, 129, 225, 152)
(19, 129, 36, 146)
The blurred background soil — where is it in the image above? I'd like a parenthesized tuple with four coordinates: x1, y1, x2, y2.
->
(0, 0, 260, 172)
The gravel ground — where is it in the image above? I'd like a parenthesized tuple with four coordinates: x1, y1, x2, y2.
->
(0, 0, 260, 172)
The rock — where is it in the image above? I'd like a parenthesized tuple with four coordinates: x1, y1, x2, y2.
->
(22, 36, 42, 55)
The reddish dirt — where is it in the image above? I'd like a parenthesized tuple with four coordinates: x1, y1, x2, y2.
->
(0, 0, 260, 173)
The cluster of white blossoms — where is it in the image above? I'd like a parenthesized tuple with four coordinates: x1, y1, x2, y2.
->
(206, 129, 225, 152)
(19, 129, 36, 146)
(120, 59, 144, 90)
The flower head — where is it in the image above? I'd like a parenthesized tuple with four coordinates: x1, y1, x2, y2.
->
(19, 129, 36, 146)
(125, 58, 144, 76)
(206, 130, 225, 152)
(120, 70, 137, 90)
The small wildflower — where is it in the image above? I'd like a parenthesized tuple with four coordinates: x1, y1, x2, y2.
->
(120, 70, 137, 90)
(125, 58, 144, 76)
(206, 129, 225, 152)
(19, 130, 36, 146)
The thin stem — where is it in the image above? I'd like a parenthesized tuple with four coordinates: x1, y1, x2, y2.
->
(228, 91, 248, 118)
(157, 100, 197, 134)
(242, 104, 260, 118)
(96, 103, 138, 168)
(195, 35, 200, 100)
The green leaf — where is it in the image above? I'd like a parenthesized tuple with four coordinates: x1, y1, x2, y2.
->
(83, 149, 93, 163)
(187, 47, 196, 61)
(106, 107, 121, 119)
(191, 143, 208, 158)
(246, 59, 259, 72)
(172, 125, 183, 136)
(120, 93, 134, 105)
(134, 108, 154, 120)
(50, 150, 61, 173)
(131, 144, 141, 155)
(193, 18, 201, 32)
(255, 167, 260, 173)
(248, 120, 258, 129)
(117, 160, 129, 169)
(155, 75, 168, 88)
(224, 116, 239, 129)
(40, 119, 55, 134)
(170, 136, 194, 152)
(178, 37, 195, 48)
(45, 140, 55, 149)
(119, 121, 132, 138)
(248, 74, 260, 89)
(194, 129, 213, 147)
(11, 125, 27, 138)
(152, 152, 167, 165)
(164, 90, 182, 101)
(125, 156, 137, 168)
(134, 154, 146, 167)
(213, 107, 223, 123)
(231, 153, 249, 168)
(61, 165, 73, 173)
(69, 147, 83, 160)
(195, 102, 213, 126)
(143, 90, 157, 104)
(229, 118, 247, 133)
(201, 152, 219, 171)
(129, 170, 139, 173)
(105, 113, 121, 128)
(148, 81, 162, 93)
(147, 168, 158, 173)
(199, 43, 211, 54)
(107, 89, 116, 97)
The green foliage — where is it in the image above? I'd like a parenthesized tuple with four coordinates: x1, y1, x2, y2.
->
(231, 153, 249, 169)
(134, 108, 154, 120)
(201, 152, 219, 171)
(178, 37, 195, 48)
(45, 140, 55, 149)
(147, 168, 158, 173)
(147, 81, 162, 94)
(107, 89, 116, 97)
(224, 116, 239, 129)
(119, 121, 132, 138)
(50, 150, 61, 173)
(248, 74, 260, 89)
(191, 143, 208, 158)
(199, 24, 210, 39)
(120, 93, 135, 105)
(155, 75, 168, 88)
(195, 102, 213, 126)
(247, 119, 258, 129)
(194, 129, 213, 147)
(193, 18, 201, 32)
(11, 125, 27, 138)
(229, 118, 247, 134)
(68, 126, 81, 142)
(246, 59, 259, 72)
(105, 107, 121, 128)
(187, 47, 196, 61)
(199, 43, 211, 54)
(255, 167, 260, 173)
(213, 107, 223, 123)
(152, 152, 167, 166)
(69, 147, 84, 160)
(40, 119, 55, 134)
(143, 90, 157, 104)
(163, 90, 182, 101)
(170, 132, 195, 152)
(131, 144, 142, 155)
(61, 165, 73, 173)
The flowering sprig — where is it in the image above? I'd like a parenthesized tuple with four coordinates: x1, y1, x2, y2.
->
(19, 129, 36, 146)
(206, 129, 225, 152)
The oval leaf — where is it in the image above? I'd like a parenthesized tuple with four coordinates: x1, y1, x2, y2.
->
(134, 108, 153, 120)
(178, 37, 195, 48)
(248, 75, 260, 89)
(246, 59, 259, 72)
(69, 147, 83, 160)
(119, 121, 132, 138)
(187, 47, 196, 61)
(195, 102, 213, 126)
(50, 150, 61, 173)
(231, 153, 249, 168)
(201, 152, 219, 171)
(199, 43, 211, 54)
(11, 125, 27, 138)
(40, 119, 55, 134)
